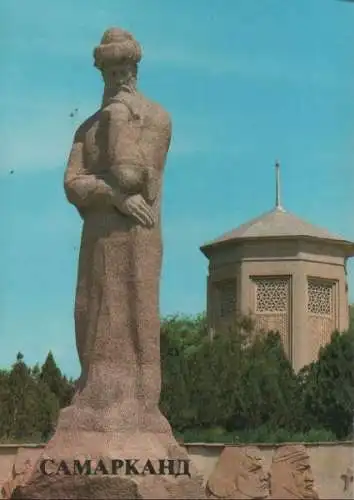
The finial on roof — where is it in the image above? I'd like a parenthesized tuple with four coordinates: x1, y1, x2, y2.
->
(275, 160, 284, 211)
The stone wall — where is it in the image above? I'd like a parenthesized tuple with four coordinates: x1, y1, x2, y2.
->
(0, 442, 353, 499)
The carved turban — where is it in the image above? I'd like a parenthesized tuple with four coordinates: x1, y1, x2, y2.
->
(272, 445, 309, 464)
(93, 28, 142, 69)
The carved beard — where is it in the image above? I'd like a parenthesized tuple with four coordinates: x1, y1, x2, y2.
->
(103, 66, 137, 92)
(101, 66, 137, 107)
(237, 475, 269, 499)
(282, 479, 316, 499)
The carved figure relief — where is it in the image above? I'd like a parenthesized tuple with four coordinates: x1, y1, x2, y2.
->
(341, 466, 353, 495)
(1, 448, 41, 499)
(270, 445, 319, 499)
(206, 446, 270, 499)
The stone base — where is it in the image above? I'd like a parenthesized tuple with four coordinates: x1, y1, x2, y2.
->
(9, 428, 205, 499)
(11, 473, 206, 499)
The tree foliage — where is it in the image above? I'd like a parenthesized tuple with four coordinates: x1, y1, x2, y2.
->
(160, 313, 354, 441)
(0, 352, 74, 442)
(300, 329, 354, 439)
(0, 314, 353, 443)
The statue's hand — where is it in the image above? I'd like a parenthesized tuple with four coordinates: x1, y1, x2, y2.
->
(113, 193, 154, 228)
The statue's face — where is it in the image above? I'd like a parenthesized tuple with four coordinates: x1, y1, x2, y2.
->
(292, 457, 315, 498)
(237, 453, 270, 498)
(101, 61, 136, 91)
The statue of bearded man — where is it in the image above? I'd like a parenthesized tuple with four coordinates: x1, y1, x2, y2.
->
(9, 27, 207, 500)
(59, 27, 173, 434)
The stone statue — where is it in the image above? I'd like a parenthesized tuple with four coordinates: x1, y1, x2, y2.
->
(206, 447, 270, 499)
(11, 27, 205, 499)
(61, 25, 172, 434)
(270, 445, 319, 499)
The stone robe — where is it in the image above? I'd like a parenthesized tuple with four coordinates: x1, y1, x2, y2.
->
(62, 89, 171, 431)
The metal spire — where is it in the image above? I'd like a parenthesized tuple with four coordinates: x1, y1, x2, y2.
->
(275, 160, 283, 211)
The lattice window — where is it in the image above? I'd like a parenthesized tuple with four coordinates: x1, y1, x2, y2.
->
(218, 280, 237, 318)
(254, 278, 289, 313)
(307, 280, 333, 316)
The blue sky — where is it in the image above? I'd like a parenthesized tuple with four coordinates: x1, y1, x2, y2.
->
(1, 0, 353, 377)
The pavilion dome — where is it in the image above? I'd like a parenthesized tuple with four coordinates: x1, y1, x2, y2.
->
(201, 205, 353, 250)
(201, 161, 354, 255)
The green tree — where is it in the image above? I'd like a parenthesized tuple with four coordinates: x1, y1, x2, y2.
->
(160, 314, 303, 436)
(188, 324, 245, 430)
(160, 315, 205, 430)
(237, 332, 301, 432)
(40, 352, 63, 398)
(302, 328, 354, 439)
(6, 352, 40, 440)
(35, 379, 59, 442)
(0, 352, 72, 443)
(31, 359, 60, 441)
(40, 351, 74, 408)
(0, 368, 11, 439)
(60, 375, 75, 407)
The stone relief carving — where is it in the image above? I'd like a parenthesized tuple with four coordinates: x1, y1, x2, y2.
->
(204, 445, 323, 499)
(1, 448, 41, 499)
(269, 445, 319, 499)
(205, 446, 270, 499)
(1, 462, 31, 499)
(341, 466, 353, 493)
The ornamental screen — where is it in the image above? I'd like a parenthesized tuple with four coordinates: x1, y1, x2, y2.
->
(307, 280, 333, 316)
(255, 278, 289, 313)
(253, 276, 290, 356)
(307, 279, 335, 360)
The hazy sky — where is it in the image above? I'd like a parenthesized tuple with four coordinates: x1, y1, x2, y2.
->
(1, 0, 353, 377)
